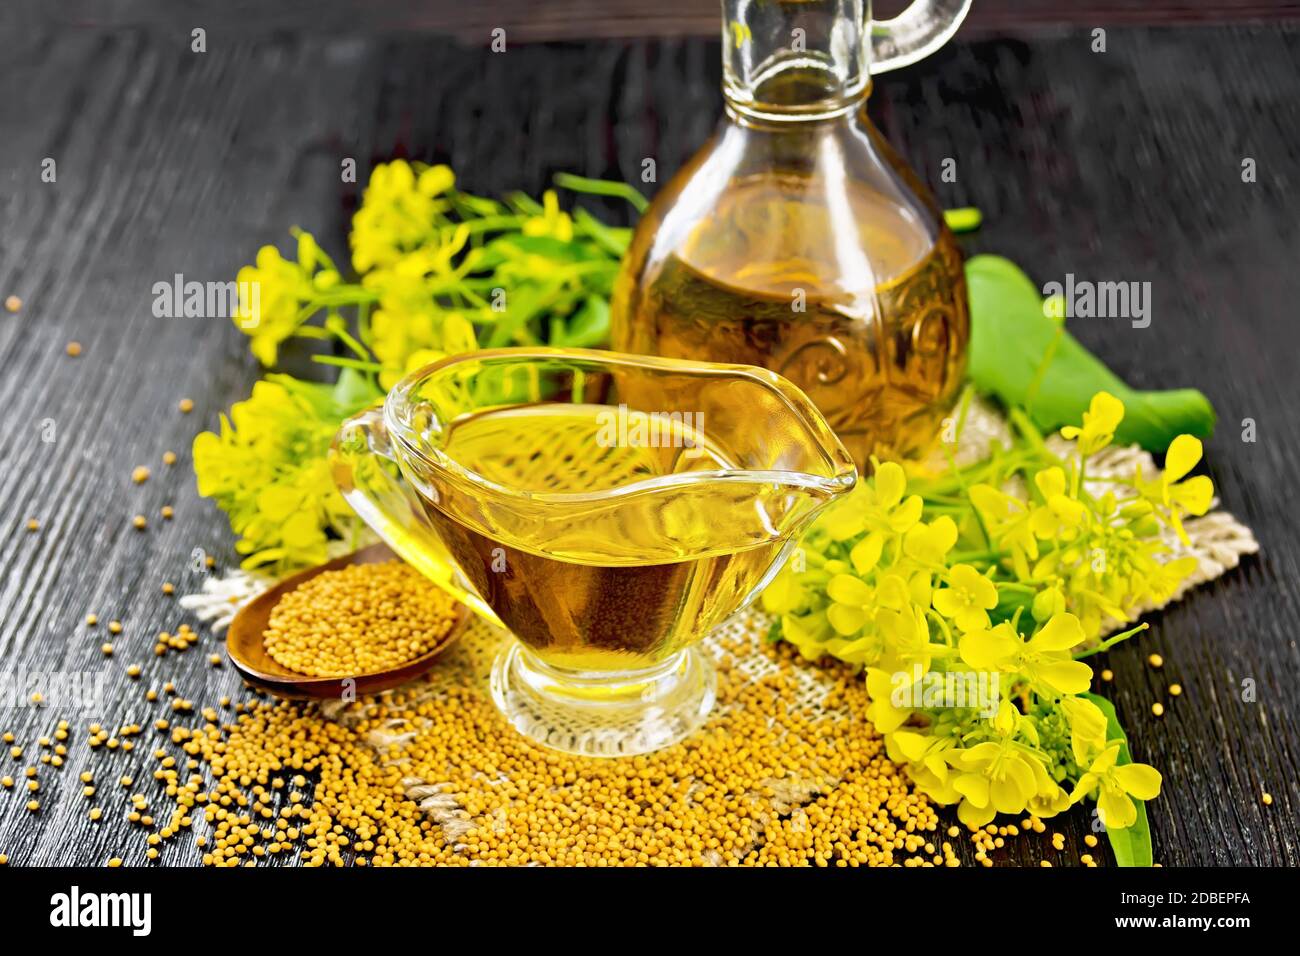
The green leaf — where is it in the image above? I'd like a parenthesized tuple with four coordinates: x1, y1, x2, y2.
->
(966, 255, 1215, 453)
(558, 296, 611, 348)
(1082, 692, 1154, 867)
(944, 207, 982, 233)
(330, 367, 384, 413)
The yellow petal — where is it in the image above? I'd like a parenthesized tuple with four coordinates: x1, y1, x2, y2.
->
(1031, 659, 1093, 695)
(990, 762, 1034, 813)
(888, 730, 931, 762)
(1030, 612, 1086, 651)
(1172, 475, 1214, 516)
(958, 797, 997, 829)
(1034, 467, 1067, 499)
(873, 462, 906, 508)
(969, 483, 1007, 519)
(1112, 762, 1162, 801)
(889, 495, 924, 532)
(849, 535, 884, 575)
(959, 626, 1019, 670)
(826, 574, 872, 606)
(953, 773, 990, 808)
(827, 603, 868, 636)
(1164, 434, 1203, 484)
(1088, 743, 1122, 774)
(1089, 391, 1125, 432)
(1097, 785, 1138, 830)
(931, 589, 965, 620)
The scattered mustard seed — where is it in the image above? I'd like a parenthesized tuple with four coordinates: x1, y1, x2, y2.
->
(1100, 669, 1113, 682)
(131, 465, 151, 484)
(127, 664, 142, 678)
(1169, 683, 1182, 696)
(85, 614, 98, 627)
(101, 643, 114, 656)
(26, 800, 38, 812)
(1148, 653, 1164, 669)
(4, 295, 20, 313)
(1262, 792, 1273, 806)
(1152, 702, 1165, 717)
(108, 620, 122, 634)
(161, 582, 175, 595)
(0, 777, 11, 788)
(163, 450, 177, 466)
(161, 505, 174, 520)
(178, 398, 194, 413)
(89, 808, 102, 821)
(25, 518, 39, 532)
(107, 858, 122, 868)
(132, 514, 147, 530)
(66, 341, 82, 357)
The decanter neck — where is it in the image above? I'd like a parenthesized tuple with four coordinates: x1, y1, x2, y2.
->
(722, 0, 872, 122)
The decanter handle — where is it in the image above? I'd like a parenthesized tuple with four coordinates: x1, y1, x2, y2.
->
(871, 0, 972, 74)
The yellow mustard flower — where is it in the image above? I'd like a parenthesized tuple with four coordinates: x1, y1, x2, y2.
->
(864, 668, 911, 733)
(932, 563, 999, 632)
(521, 190, 574, 242)
(350, 160, 455, 273)
(817, 461, 922, 543)
(902, 515, 958, 565)
(1060, 390, 1125, 456)
(950, 706, 1046, 828)
(825, 573, 875, 636)
(1060, 695, 1109, 765)
(876, 605, 950, 679)
(959, 612, 1093, 696)
(234, 237, 339, 367)
(969, 482, 1038, 579)
(1069, 743, 1162, 829)
(1028, 467, 1088, 540)
(1137, 433, 1215, 544)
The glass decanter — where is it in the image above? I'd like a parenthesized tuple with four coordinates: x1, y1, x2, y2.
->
(612, 0, 972, 468)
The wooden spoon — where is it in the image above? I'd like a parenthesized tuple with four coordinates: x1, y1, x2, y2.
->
(225, 542, 471, 700)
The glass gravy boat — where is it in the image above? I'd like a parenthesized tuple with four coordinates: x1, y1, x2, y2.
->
(332, 348, 855, 756)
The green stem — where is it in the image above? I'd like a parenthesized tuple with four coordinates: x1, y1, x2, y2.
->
(312, 355, 382, 372)
(553, 173, 650, 214)
(1073, 622, 1150, 660)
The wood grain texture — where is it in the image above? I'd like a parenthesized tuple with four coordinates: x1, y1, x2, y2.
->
(0, 13, 1297, 866)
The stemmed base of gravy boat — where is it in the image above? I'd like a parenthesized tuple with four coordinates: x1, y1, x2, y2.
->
(490, 643, 716, 757)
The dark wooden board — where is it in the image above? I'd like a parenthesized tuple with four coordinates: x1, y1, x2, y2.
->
(0, 13, 1297, 866)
